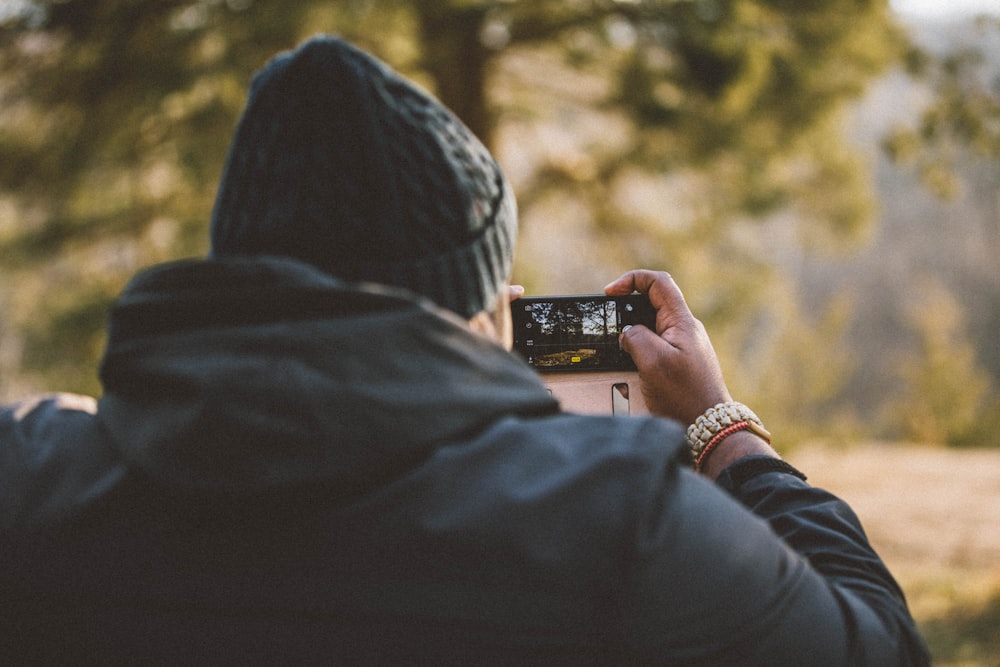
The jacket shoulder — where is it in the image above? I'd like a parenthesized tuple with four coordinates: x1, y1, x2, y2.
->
(1, 394, 126, 530)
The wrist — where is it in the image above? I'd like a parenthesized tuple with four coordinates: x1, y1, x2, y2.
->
(699, 430, 780, 480)
(685, 401, 778, 480)
(687, 402, 769, 461)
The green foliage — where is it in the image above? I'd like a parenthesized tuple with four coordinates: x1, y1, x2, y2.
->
(0, 0, 334, 395)
(884, 279, 999, 447)
(733, 287, 862, 446)
(884, 17, 1000, 198)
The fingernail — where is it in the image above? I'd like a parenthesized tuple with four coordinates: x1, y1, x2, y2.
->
(618, 325, 632, 350)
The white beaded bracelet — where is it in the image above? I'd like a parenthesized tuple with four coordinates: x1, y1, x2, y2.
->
(686, 402, 771, 462)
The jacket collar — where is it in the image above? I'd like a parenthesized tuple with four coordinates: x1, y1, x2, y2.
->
(98, 256, 557, 495)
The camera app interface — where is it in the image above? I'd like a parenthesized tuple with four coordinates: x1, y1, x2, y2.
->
(515, 298, 630, 370)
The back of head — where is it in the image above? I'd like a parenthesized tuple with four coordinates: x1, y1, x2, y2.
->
(210, 36, 517, 318)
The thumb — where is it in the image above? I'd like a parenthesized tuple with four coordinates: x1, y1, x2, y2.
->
(619, 324, 667, 371)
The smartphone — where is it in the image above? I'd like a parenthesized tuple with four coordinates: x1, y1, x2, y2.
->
(510, 294, 656, 372)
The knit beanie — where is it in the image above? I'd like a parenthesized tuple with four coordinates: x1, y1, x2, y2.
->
(209, 36, 517, 319)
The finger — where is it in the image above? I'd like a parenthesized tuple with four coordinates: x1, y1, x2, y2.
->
(603, 270, 648, 296)
(507, 284, 525, 302)
(606, 270, 692, 327)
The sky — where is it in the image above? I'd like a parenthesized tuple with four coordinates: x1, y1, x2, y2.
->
(890, 0, 1000, 18)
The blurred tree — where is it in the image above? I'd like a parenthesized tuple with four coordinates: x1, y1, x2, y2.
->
(883, 16, 1000, 198)
(0, 0, 318, 395)
(0, 0, 918, 434)
(884, 279, 999, 447)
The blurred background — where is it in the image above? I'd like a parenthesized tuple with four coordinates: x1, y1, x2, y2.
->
(1, 1, 998, 663)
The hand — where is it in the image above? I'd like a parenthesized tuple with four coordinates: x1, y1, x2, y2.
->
(604, 270, 732, 426)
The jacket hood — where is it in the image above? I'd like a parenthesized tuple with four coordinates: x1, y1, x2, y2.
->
(97, 256, 557, 495)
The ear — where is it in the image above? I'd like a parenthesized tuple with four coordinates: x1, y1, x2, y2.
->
(467, 310, 499, 341)
(467, 285, 514, 349)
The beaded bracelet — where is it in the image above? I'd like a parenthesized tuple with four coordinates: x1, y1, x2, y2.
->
(687, 401, 771, 463)
(695, 420, 752, 471)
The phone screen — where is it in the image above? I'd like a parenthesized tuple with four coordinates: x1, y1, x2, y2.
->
(510, 294, 656, 372)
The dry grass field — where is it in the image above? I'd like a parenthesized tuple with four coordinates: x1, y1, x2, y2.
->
(792, 443, 1000, 666)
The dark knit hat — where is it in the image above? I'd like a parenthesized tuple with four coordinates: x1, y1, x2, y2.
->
(209, 36, 517, 318)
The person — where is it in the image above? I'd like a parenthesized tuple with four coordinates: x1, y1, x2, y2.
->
(0, 35, 929, 665)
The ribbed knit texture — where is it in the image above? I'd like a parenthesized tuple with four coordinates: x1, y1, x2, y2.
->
(210, 36, 517, 318)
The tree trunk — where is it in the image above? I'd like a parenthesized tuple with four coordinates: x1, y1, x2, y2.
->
(413, 3, 495, 148)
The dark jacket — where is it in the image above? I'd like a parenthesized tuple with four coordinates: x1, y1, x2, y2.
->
(1, 257, 928, 665)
